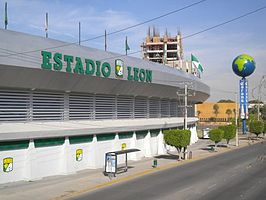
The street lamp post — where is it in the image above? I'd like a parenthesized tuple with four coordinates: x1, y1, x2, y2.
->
(235, 92, 239, 146)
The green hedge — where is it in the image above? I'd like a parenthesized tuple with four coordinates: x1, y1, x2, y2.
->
(163, 129, 191, 152)
(209, 129, 224, 147)
(249, 120, 264, 137)
(219, 125, 236, 144)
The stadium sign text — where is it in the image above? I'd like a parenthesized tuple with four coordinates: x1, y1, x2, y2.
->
(41, 51, 152, 83)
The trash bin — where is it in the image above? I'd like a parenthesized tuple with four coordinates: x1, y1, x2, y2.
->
(152, 159, 158, 168)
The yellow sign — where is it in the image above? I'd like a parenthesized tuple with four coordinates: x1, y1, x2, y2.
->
(121, 143, 126, 150)
(76, 149, 83, 162)
(3, 157, 13, 173)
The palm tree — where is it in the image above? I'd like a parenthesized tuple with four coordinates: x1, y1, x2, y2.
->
(197, 110, 201, 117)
(213, 104, 219, 120)
(226, 109, 232, 121)
(197, 110, 201, 121)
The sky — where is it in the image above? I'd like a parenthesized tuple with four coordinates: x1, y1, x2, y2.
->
(0, 0, 266, 102)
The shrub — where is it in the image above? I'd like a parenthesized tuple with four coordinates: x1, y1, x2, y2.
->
(230, 118, 241, 128)
(249, 120, 264, 137)
(163, 129, 191, 154)
(209, 129, 224, 147)
(219, 125, 237, 145)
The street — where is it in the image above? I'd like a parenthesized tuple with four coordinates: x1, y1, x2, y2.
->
(71, 141, 266, 200)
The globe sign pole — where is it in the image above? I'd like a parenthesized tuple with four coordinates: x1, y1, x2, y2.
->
(232, 54, 256, 134)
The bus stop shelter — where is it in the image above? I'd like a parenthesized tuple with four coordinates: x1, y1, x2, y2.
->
(104, 149, 140, 176)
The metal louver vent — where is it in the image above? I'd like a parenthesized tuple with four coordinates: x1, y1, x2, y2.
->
(188, 102, 195, 117)
(95, 94, 116, 119)
(69, 94, 94, 120)
(161, 99, 170, 117)
(117, 96, 134, 119)
(0, 90, 29, 121)
(134, 97, 148, 118)
(149, 98, 160, 118)
(32, 92, 64, 120)
(0, 88, 188, 122)
(170, 100, 178, 117)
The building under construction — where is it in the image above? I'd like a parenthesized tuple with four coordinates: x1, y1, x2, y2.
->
(141, 27, 193, 73)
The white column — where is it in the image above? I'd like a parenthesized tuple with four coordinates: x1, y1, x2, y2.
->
(25, 139, 35, 181)
(130, 132, 138, 161)
(90, 134, 98, 168)
(157, 129, 166, 155)
(115, 133, 119, 149)
(144, 131, 152, 157)
(189, 125, 198, 144)
(61, 137, 71, 175)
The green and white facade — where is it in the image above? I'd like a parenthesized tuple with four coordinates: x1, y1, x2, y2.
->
(0, 29, 209, 184)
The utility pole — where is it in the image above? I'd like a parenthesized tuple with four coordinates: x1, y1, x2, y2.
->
(177, 83, 193, 130)
(4, 2, 8, 30)
(78, 22, 81, 45)
(235, 92, 239, 146)
(104, 30, 107, 51)
(45, 12, 48, 38)
(252, 75, 266, 120)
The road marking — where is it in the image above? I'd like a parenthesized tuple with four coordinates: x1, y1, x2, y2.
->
(178, 186, 193, 193)
(207, 183, 216, 190)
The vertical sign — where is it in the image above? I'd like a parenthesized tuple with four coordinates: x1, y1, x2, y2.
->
(239, 78, 245, 119)
(115, 59, 124, 78)
(3, 157, 13, 173)
(244, 79, 248, 119)
(76, 149, 83, 162)
(121, 143, 126, 150)
(240, 78, 249, 134)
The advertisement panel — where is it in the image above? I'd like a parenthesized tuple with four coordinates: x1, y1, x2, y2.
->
(105, 153, 116, 173)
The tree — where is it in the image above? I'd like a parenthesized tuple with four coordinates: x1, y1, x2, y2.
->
(197, 110, 201, 117)
(264, 122, 266, 137)
(213, 104, 219, 120)
(217, 99, 235, 103)
(163, 129, 191, 159)
(219, 125, 236, 145)
(247, 114, 256, 126)
(261, 105, 266, 121)
(248, 100, 263, 104)
(209, 129, 224, 147)
(249, 120, 264, 138)
(249, 104, 266, 121)
(225, 109, 232, 121)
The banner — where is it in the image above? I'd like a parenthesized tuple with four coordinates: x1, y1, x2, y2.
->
(239, 78, 248, 119)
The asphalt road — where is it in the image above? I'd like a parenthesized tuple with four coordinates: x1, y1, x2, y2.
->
(71, 142, 266, 200)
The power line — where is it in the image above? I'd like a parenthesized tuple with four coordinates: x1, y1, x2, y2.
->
(0, 0, 207, 58)
(100, 5, 266, 61)
(1, 4, 266, 66)
(182, 5, 266, 40)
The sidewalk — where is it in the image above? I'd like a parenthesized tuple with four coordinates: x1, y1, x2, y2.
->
(0, 134, 264, 200)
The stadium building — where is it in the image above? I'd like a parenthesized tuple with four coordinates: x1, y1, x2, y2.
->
(0, 29, 209, 184)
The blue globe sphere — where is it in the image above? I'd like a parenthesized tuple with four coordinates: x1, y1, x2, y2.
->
(232, 54, 256, 77)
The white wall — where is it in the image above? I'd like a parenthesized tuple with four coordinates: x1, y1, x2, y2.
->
(29, 145, 65, 180)
(0, 125, 199, 184)
(0, 149, 27, 184)
(65, 138, 96, 174)
(150, 135, 158, 155)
